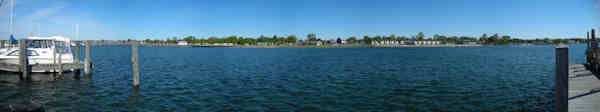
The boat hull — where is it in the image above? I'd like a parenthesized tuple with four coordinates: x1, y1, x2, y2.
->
(0, 55, 78, 73)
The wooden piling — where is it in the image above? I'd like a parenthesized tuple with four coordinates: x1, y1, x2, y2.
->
(593, 29, 598, 73)
(18, 40, 29, 79)
(592, 29, 597, 49)
(75, 41, 79, 64)
(53, 41, 56, 72)
(58, 45, 63, 74)
(587, 32, 590, 48)
(556, 44, 568, 112)
(132, 42, 139, 88)
(84, 40, 91, 74)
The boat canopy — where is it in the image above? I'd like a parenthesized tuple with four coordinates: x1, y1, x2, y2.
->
(23, 36, 71, 51)
(26, 36, 71, 42)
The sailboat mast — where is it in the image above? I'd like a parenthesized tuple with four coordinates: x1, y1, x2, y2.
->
(76, 24, 79, 40)
(9, 0, 14, 36)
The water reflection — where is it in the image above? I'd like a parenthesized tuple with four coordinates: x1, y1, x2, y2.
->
(0, 71, 81, 82)
(2, 45, 574, 111)
(129, 87, 141, 104)
(0, 71, 84, 111)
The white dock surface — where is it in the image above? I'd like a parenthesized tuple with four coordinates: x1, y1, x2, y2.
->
(568, 64, 600, 112)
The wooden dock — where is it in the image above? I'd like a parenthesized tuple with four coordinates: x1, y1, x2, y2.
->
(568, 64, 600, 112)
(0, 40, 93, 80)
(0, 63, 83, 73)
(566, 29, 600, 112)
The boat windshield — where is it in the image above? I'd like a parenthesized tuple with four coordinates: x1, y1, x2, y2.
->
(26, 40, 72, 53)
(7, 50, 38, 56)
(55, 41, 72, 53)
(28, 40, 54, 48)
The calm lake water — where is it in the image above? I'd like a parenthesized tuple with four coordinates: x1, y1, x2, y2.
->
(0, 44, 587, 111)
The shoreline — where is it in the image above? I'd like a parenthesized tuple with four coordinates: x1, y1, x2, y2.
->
(230, 44, 485, 48)
(138, 44, 568, 48)
(88, 43, 581, 48)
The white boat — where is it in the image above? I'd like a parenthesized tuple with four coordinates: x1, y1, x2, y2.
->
(0, 36, 76, 72)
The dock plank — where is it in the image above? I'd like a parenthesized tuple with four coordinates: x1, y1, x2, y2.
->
(0, 63, 84, 73)
(568, 64, 600, 112)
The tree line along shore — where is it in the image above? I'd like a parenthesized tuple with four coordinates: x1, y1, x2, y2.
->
(92, 32, 586, 47)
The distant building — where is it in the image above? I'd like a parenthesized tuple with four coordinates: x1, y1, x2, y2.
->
(257, 42, 267, 46)
(567, 40, 577, 44)
(327, 40, 336, 44)
(414, 41, 441, 45)
(304, 41, 322, 46)
(177, 41, 188, 46)
(465, 41, 478, 45)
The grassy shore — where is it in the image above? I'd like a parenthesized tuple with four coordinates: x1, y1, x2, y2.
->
(231, 44, 484, 48)
(130, 43, 573, 48)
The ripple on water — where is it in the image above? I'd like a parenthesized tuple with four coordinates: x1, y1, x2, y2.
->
(0, 45, 566, 111)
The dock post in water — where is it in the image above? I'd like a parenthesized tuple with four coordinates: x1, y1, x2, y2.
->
(132, 42, 139, 88)
(58, 45, 63, 75)
(74, 41, 80, 76)
(587, 32, 590, 48)
(556, 44, 568, 112)
(53, 40, 56, 72)
(84, 40, 91, 74)
(18, 40, 29, 79)
(75, 41, 79, 64)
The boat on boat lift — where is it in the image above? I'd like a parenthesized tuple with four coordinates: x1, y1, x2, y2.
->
(0, 0, 81, 73)
(0, 36, 76, 72)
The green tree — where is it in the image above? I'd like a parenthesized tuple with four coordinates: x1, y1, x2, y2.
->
(247, 38, 256, 44)
(166, 37, 178, 43)
(286, 35, 297, 43)
(448, 36, 458, 42)
(208, 37, 218, 43)
(258, 35, 266, 42)
(552, 38, 563, 44)
(307, 33, 318, 41)
(183, 36, 197, 43)
(273, 35, 279, 43)
(384, 35, 395, 40)
(397, 36, 408, 41)
(346, 36, 357, 43)
(362, 36, 372, 43)
(489, 33, 499, 44)
(480, 33, 488, 43)
(374, 35, 383, 41)
(500, 35, 511, 44)
(417, 32, 425, 41)
(410, 36, 418, 41)
(501, 35, 511, 41)
(543, 38, 551, 44)
(439, 35, 448, 42)
(152, 39, 161, 43)
(433, 34, 441, 41)
(225, 36, 238, 43)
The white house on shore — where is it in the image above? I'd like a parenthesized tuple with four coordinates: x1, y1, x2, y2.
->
(177, 41, 188, 46)
(414, 41, 441, 45)
(370, 40, 442, 45)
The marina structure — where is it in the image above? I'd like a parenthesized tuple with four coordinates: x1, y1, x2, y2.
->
(0, 0, 91, 77)
(0, 36, 78, 72)
(0, 39, 91, 78)
(562, 29, 600, 112)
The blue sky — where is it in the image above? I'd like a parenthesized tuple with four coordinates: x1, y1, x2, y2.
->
(0, 0, 598, 40)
